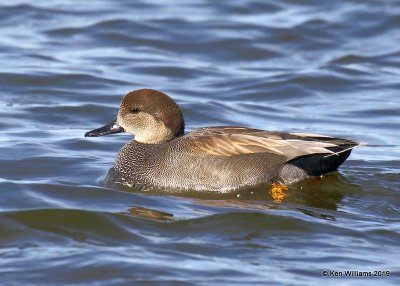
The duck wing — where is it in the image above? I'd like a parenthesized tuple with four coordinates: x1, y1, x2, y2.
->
(183, 126, 358, 161)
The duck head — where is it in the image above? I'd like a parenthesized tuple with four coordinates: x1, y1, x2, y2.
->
(85, 89, 185, 144)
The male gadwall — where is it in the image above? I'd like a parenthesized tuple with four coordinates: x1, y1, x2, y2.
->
(85, 89, 358, 191)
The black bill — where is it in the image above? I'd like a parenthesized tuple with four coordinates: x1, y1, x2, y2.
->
(85, 118, 125, 137)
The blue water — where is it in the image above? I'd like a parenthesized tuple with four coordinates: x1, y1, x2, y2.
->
(1, 1, 399, 285)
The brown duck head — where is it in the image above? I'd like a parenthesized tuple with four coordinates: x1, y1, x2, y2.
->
(85, 89, 185, 144)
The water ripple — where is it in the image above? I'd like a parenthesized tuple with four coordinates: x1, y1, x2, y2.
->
(1, 0, 400, 285)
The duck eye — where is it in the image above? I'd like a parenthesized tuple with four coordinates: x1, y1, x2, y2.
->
(130, 107, 141, 113)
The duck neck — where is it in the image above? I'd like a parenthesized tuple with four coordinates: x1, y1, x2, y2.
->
(114, 140, 160, 184)
(134, 119, 184, 144)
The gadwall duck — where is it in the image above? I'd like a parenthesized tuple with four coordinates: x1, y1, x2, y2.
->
(85, 89, 358, 191)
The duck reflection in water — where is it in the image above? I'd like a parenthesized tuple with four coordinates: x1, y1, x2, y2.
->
(112, 172, 362, 222)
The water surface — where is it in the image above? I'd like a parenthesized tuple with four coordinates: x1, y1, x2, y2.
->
(1, 0, 399, 285)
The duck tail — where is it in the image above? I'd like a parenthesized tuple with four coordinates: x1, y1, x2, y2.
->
(324, 142, 366, 158)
